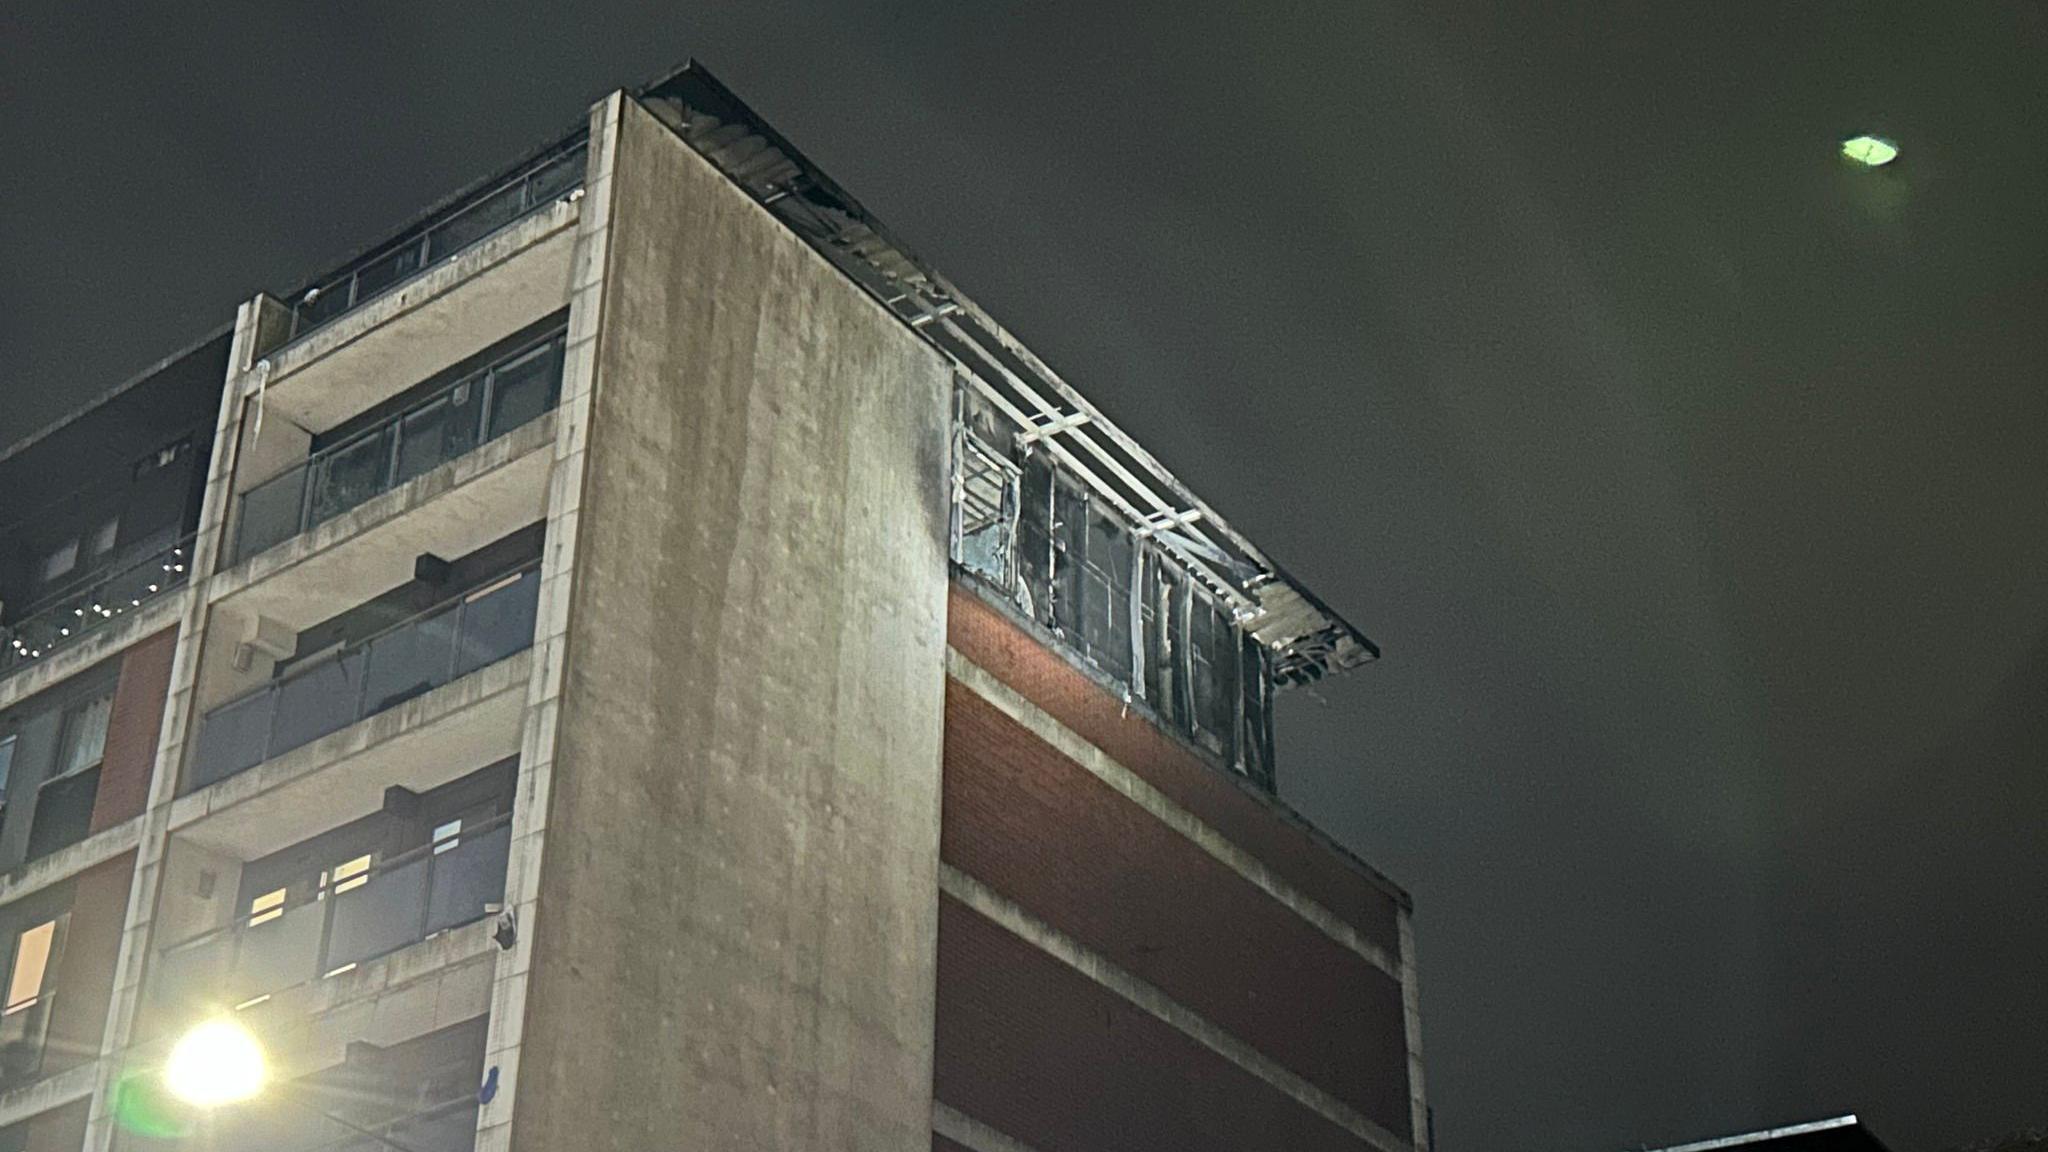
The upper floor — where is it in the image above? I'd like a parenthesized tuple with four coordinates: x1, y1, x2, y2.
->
(0, 335, 226, 690)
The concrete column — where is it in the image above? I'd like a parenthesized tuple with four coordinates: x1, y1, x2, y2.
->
(501, 95, 952, 1152)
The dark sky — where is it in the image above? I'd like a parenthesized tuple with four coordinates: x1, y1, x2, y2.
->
(5, 3, 2047, 1150)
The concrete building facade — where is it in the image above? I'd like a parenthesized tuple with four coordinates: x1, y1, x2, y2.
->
(0, 62, 1417, 1152)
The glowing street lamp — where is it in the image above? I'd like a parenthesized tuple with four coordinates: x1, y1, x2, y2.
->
(164, 1018, 268, 1107)
(1841, 134, 1899, 168)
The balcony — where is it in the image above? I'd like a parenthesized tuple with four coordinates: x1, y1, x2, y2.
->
(254, 141, 585, 438)
(155, 813, 510, 1014)
(0, 535, 192, 684)
(230, 330, 565, 570)
(278, 141, 585, 349)
(189, 565, 539, 795)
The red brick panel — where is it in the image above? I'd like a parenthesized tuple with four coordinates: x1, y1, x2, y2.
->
(935, 895, 1372, 1152)
(41, 854, 134, 1076)
(90, 626, 177, 832)
(946, 584, 1404, 956)
(944, 681, 1411, 1136)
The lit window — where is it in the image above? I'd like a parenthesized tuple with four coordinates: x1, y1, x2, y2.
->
(40, 540, 78, 584)
(91, 516, 119, 556)
(247, 889, 287, 927)
(54, 693, 113, 778)
(330, 854, 372, 895)
(431, 820, 463, 855)
(4, 920, 60, 1014)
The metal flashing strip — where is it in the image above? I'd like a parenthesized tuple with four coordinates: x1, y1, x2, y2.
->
(1650, 1118, 1865, 1152)
(634, 62, 1376, 685)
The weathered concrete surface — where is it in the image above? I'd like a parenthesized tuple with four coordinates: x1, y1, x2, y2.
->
(509, 99, 952, 1152)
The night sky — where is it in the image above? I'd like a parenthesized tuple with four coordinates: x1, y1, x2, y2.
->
(5, 4, 2046, 1150)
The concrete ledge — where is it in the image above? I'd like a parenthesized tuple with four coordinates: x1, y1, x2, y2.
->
(171, 650, 531, 858)
(0, 1058, 96, 1130)
(257, 204, 580, 433)
(0, 818, 140, 913)
(941, 865, 1410, 1152)
(211, 413, 558, 629)
(0, 595, 185, 714)
(237, 920, 497, 1080)
(933, 1102, 1044, 1152)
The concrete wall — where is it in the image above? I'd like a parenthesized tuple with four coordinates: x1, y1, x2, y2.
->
(507, 97, 952, 1152)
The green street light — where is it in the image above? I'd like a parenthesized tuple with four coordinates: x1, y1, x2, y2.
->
(1841, 135, 1900, 167)
(164, 1018, 268, 1107)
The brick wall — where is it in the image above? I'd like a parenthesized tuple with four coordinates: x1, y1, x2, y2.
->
(939, 580, 1416, 1149)
(89, 627, 176, 832)
(946, 584, 1405, 956)
(39, 854, 133, 1079)
(943, 680, 1411, 1134)
(933, 896, 1372, 1152)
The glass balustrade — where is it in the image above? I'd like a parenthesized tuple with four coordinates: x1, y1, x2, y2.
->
(0, 535, 194, 680)
(280, 138, 586, 346)
(188, 567, 539, 791)
(156, 817, 512, 1012)
(232, 332, 564, 564)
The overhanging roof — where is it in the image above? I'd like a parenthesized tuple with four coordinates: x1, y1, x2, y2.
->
(634, 62, 1377, 685)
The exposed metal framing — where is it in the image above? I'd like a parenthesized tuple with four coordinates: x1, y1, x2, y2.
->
(636, 63, 1377, 685)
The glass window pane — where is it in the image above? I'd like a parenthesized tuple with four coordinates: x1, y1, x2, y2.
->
(525, 150, 582, 207)
(232, 897, 324, 1001)
(326, 857, 429, 971)
(0, 736, 14, 808)
(452, 570, 539, 679)
(394, 388, 481, 486)
(40, 540, 77, 583)
(26, 767, 99, 861)
(294, 283, 352, 334)
(308, 428, 395, 527)
(56, 693, 113, 777)
(484, 341, 562, 440)
(1188, 594, 1240, 754)
(425, 184, 524, 261)
(351, 241, 426, 302)
(270, 651, 366, 759)
(5, 921, 56, 1011)
(235, 466, 308, 561)
(425, 823, 508, 935)
(361, 605, 460, 716)
(191, 690, 277, 791)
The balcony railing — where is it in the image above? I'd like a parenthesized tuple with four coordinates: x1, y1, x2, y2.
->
(233, 331, 565, 564)
(0, 990, 56, 1089)
(215, 1090, 479, 1152)
(155, 813, 512, 1013)
(1, 533, 195, 681)
(188, 564, 540, 792)
(279, 138, 587, 347)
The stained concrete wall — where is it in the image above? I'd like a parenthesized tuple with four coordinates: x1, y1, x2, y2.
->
(508, 98, 952, 1152)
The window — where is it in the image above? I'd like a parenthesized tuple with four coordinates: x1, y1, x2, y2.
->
(3, 917, 64, 1016)
(330, 854, 372, 895)
(430, 820, 463, 855)
(0, 736, 14, 814)
(90, 516, 119, 556)
(248, 888, 287, 928)
(54, 693, 113, 779)
(39, 540, 77, 584)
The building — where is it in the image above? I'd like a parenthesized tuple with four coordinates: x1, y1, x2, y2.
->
(0, 61, 1417, 1152)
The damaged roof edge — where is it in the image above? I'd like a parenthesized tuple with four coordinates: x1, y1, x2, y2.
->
(633, 61, 1379, 682)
